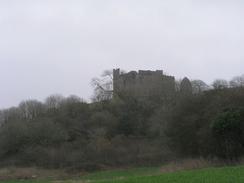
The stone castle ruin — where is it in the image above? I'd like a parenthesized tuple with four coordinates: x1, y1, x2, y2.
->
(113, 69, 192, 99)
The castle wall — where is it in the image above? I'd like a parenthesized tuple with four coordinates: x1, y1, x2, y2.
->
(113, 69, 175, 98)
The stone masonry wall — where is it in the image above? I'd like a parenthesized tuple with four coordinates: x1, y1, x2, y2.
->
(113, 69, 176, 99)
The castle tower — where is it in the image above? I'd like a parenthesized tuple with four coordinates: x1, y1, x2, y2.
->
(180, 77, 192, 95)
(113, 69, 120, 94)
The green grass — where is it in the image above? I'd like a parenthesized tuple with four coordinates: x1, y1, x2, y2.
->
(0, 181, 47, 183)
(77, 166, 161, 182)
(2, 166, 244, 183)
(96, 166, 244, 183)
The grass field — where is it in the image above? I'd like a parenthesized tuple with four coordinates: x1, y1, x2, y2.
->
(2, 165, 244, 183)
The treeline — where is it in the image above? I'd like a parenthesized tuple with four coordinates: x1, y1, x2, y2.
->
(168, 87, 244, 159)
(0, 94, 172, 169)
(0, 75, 244, 170)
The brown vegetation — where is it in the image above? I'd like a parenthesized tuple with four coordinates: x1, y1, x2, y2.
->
(0, 167, 84, 181)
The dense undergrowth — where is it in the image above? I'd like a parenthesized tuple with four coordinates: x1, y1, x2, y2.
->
(0, 87, 244, 169)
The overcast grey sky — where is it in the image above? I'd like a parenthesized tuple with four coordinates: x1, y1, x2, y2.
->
(0, 0, 244, 108)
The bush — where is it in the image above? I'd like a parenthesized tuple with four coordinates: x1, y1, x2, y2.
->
(211, 108, 244, 159)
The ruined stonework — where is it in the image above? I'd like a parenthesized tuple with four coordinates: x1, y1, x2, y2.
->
(180, 77, 193, 95)
(113, 69, 176, 99)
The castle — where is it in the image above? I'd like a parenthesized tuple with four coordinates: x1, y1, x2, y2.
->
(113, 69, 191, 99)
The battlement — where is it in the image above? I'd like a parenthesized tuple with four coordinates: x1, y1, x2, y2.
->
(114, 69, 174, 79)
(113, 68, 176, 98)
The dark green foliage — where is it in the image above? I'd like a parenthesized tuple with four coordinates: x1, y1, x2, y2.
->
(167, 87, 244, 160)
(211, 108, 244, 159)
(0, 95, 172, 169)
(1, 87, 244, 169)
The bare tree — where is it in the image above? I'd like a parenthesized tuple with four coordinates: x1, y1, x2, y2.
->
(45, 94, 64, 109)
(229, 75, 244, 88)
(19, 100, 44, 120)
(1, 107, 21, 123)
(191, 80, 210, 94)
(64, 95, 84, 104)
(0, 110, 5, 126)
(212, 79, 229, 89)
(91, 70, 114, 102)
(175, 79, 182, 92)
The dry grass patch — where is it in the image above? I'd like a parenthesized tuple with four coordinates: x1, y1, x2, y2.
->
(160, 158, 214, 173)
(0, 167, 82, 181)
